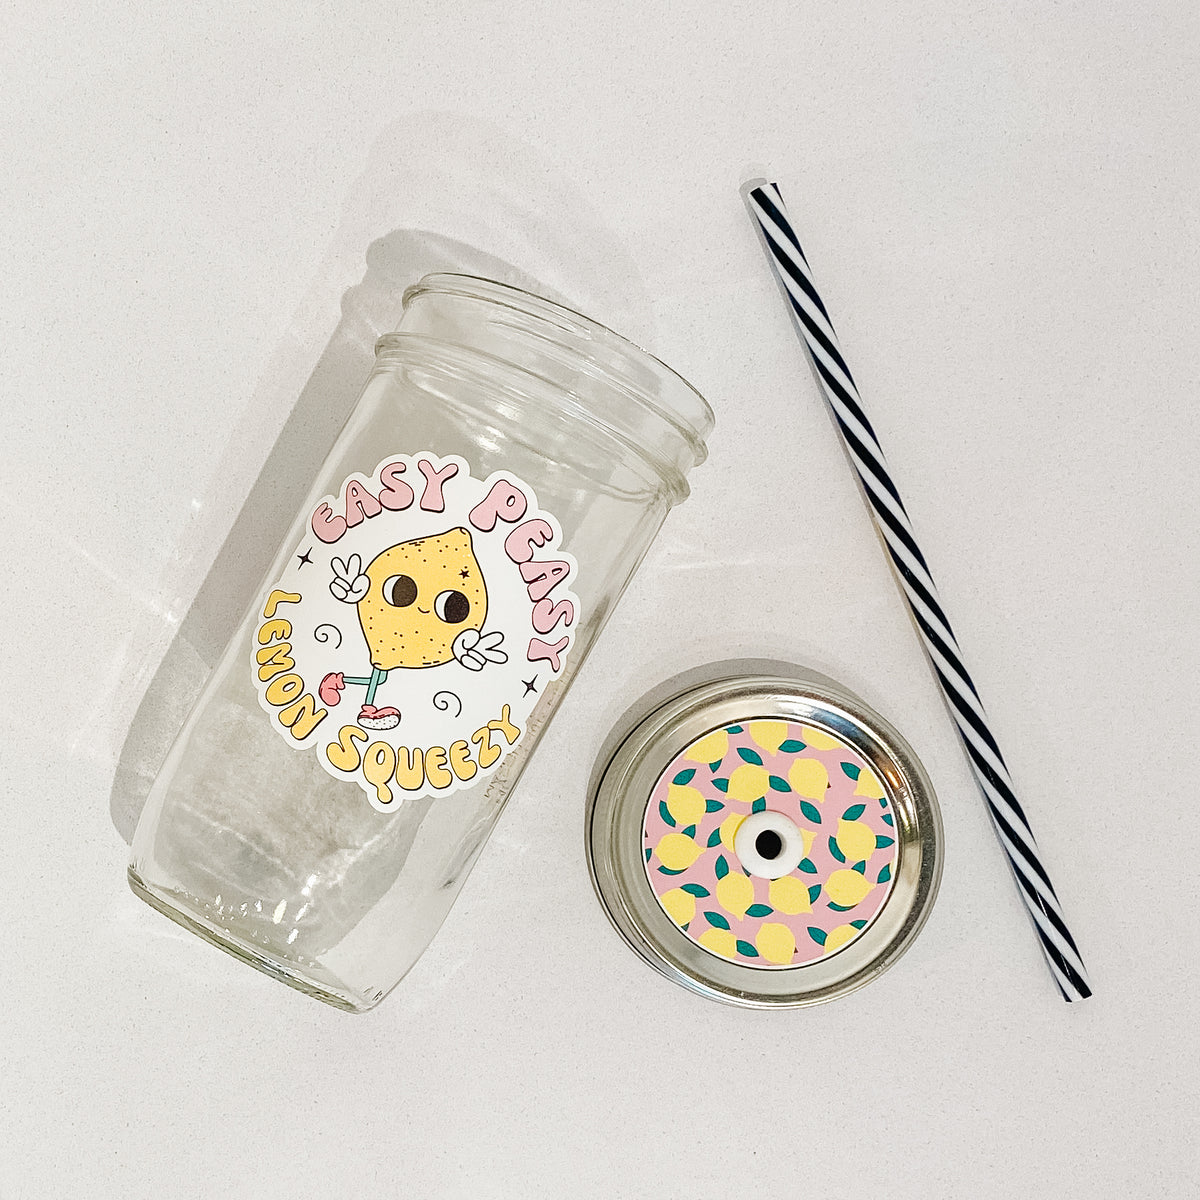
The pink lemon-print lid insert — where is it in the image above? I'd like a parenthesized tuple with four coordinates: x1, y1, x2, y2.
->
(642, 719, 899, 968)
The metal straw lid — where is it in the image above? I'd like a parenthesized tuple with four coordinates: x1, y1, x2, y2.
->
(586, 663, 942, 1007)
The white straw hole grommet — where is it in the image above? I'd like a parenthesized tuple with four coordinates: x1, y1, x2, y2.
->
(733, 810, 806, 879)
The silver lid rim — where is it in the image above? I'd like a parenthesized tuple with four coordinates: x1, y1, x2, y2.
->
(586, 666, 943, 1008)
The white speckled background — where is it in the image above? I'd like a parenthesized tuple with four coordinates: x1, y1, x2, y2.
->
(3, 2, 1196, 1195)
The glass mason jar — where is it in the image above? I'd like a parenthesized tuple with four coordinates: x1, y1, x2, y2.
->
(129, 274, 713, 1012)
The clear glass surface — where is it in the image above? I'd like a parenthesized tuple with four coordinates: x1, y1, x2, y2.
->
(130, 274, 713, 1011)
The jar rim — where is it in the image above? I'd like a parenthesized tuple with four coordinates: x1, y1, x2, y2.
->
(373, 333, 696, 504)
(401, 273, 715, 451)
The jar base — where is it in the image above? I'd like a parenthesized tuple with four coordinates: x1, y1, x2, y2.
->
(127, 866, 381, 1014)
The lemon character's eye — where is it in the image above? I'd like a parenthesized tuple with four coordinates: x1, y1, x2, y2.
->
(434, 589, 471, 623)
(383, 574, 418, 607)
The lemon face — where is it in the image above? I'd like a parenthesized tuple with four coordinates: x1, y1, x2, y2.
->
(356, 527, 487, 669)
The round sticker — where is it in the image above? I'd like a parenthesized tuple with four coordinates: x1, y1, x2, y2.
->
(252, 452, 580, 810)
(642, 720, 899, 967)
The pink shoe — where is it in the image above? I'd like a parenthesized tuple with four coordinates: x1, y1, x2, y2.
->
(358, 703, 401, 731)
(319, 672, 345, 705)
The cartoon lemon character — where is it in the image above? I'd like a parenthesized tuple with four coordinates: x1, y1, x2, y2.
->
(318, 527, 507, 730)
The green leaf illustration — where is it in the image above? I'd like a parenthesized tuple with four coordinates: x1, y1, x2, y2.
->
(852, 860, 867, 874)
(746, 903, 773, 917)
(681, 824, 696, 839)
(828, 835, 846, 863)
(882, 813, 895, 826)
(842, 803, 866, 821)
(752, 797, 767, 814)
(672, 768, 697, 786)
(779, 739, 806, 753)
(715, 855, 730, 880)
(828, 901, 855, 912)
(877, 863, 891, 884)
(808, 884, 823, 904)
(657, 865, 687, 875)
(713, 778, 730, 793)
(727, 725, 744, 734)
(738, 747, 763, 766)
(706, 828, 722, 848)
(798, 857, 818, 874)
(800, 800, 822, 824)
(808, 926, 828, 946)
(658, 799, 675, 827)
(736, 940, 759, 957)
(705, 798, 724, 812)
(681, 883, 710, 897)
(850, 919, 868, 930)
(644, 848, 652, 862)
(875, 835, 894, 849)
(879, 797, 888, 807)
(704, 910, 730, 931)
(768, 775, 792, 792)
(840, 762, 862, 781)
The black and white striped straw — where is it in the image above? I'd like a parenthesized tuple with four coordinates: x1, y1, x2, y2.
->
(743, 179, 1092, 1001)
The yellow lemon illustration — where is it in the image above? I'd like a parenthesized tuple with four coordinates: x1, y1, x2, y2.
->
(835, 819, 877, 865)
(824, 924, 860, 954)
(698, 928, 738, 959)
(716, 872, 755, 919)
(824, 868, 874, 908)
(655, 832, 703, 871)
(769, 875, 812, 915)
(788, 758, 829, 800)
(749, 721, 788, 756)
(756, 923, 796, 964)
(719, 812, 746, 851)
(802, 827, 818, 857)
(357, 528, 487, 669)
(659, 887, 696, 927)
(854, 766, 885, 799)
(800, 725, 841, 750)
(686, 729, 728, 764)
(666, 784, 706, 827)
(728, 763, 771, 804)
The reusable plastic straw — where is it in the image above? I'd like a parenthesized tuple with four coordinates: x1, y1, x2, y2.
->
(743, 179, 1092, 1001)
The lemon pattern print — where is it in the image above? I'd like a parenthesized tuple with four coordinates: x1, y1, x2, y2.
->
(642, 719, 899, 967)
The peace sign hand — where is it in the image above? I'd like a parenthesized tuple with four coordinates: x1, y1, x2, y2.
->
(453, 629, 508, 671)
(330, 554, 370, 603)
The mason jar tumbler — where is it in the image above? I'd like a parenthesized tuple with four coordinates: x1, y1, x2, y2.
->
(129, 274, 714, 1011)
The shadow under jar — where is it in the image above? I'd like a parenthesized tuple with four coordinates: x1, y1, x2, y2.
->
(129, 274, 713, 1012)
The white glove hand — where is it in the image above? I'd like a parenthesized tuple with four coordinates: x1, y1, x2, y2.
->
(329, 554, 370, 603)
(453, 629, 508, 671)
